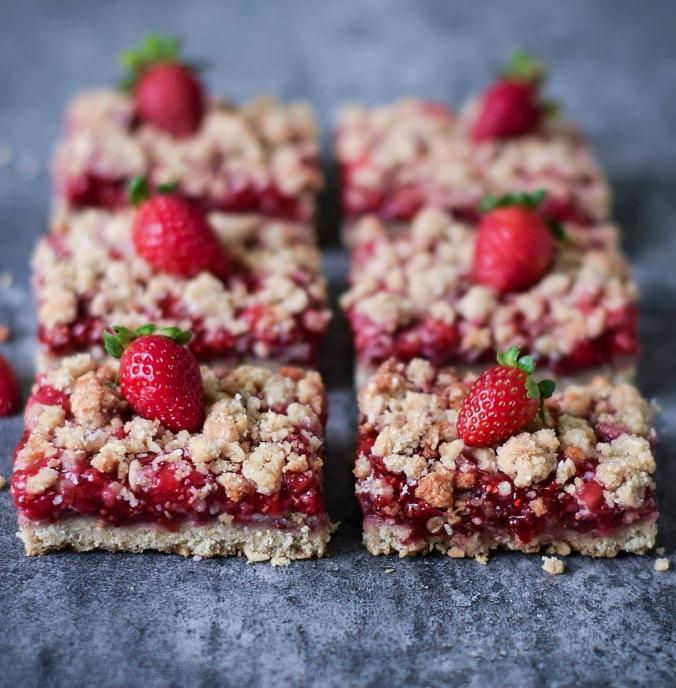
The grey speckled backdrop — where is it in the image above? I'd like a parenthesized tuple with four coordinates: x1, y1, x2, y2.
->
(0, 1, 674, 686)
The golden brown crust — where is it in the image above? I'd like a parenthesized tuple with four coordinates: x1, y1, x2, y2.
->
(19, 517, 333, 565)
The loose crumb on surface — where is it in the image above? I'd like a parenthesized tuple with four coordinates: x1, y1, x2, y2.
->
(542, 556, 565, 575)
(475, 553, 489, 565)
(656, 547, 665, 556)
(384, 568, 395, 574)
(0, 476, 7, 490)
(654, 558, 670, 572)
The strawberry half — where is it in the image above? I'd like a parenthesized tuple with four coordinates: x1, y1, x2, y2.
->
(457, 346, 556, 447)
(471, 50, 548, 142)
(104, 324, 205, 432)
(120, 33, 205, 137)
(129, 176, 231, 279)
(473, 189, 560, 294)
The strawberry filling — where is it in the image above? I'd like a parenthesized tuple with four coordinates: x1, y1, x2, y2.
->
(63, 172, 308, 221)
(12, 384, 327, 530)
(356, 432, 656, 546)
(346, 304, 637, 375)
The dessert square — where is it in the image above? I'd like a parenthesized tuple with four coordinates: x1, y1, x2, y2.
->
(336, 99, 609, 229)
(341, 209, 635, 386)
(12, 355, 332, 563)
(52, 91, 322, 221)
(34, 210, 330, 368)
(354, 359, 657, 559)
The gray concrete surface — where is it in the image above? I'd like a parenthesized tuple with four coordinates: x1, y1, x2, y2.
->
(0, 1, 674, 686)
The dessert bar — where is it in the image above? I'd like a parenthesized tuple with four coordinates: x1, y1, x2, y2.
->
(34, 209, 330, 369)
(354, 358, 657, 559)
(52, 34, 321, 221)
(12, 354, 332, 563)
(341, 208, 635, 386)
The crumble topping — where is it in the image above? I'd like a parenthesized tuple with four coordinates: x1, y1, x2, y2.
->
(496, 430, 559, 488)
(337, 99, 609, 222)
(341, 208, 634, 367)
(54, 91, 322, 217)
(34, 210, 330, 362)
(542, 556, 565, 575)
(14, 356, 326, 514)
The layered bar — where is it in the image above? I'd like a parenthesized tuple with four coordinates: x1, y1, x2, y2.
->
(12, 355, 332, 563)
(52, 91, 322, 221)
(34, 210, 330, 369)
(355, 358, 657, 559)
(336, 99, 609, 232)
(341, 209, 635, 386)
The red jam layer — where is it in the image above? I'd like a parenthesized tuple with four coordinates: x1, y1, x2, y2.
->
(340, 166, 594, 225)
(356, 432, 656, 546)
(63, 173, 309, 221)
(37, 283, 326, 365)
(346, 305, 638, 375)
(13, 387, 326, 530)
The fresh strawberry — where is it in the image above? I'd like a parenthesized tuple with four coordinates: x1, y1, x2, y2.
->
(129, 176, 230, 279)
(457, 346, 555, 447)
(120, 33, 205, 137)
(104, 325, 204, 432)
(471, 50, 547, 142)
(0, 354, 20, 416)
(473, 189, 558, 293)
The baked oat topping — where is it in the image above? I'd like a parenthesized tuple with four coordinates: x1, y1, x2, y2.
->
(654, 558, 670, 572)
(337, 98, 609, 223)
(53, 91, 322, 219)
(341, 208, 636, 372)
(12, 356, 328, 530)
(34, 209, 330, 363)
(542, 556, 565, 575)
(355, 359, 658, 557)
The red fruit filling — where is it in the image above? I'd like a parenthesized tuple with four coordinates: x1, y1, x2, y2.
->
(356, 432, 656, 546)
(346, 304, 637, 375)
(12, 386, 326, 530)
(63, 173, 308, 220)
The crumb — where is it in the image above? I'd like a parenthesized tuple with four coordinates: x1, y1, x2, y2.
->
(0, 325, 10, 342)
(0, 476, 6, 490)
(0, 144, 12, 167)
(475, 553, 489, 565)
(654, 558, 670, 572)
(656, 547, 665, 556)
(542, 556, 565, 575)
(193, 555, 203, 561)
(384, 568, 395, 574)
(0, 272, 13, 288)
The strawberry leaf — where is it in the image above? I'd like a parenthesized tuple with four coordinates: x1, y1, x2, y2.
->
(500, 50, 546, 84)
(128, 176, 151, 206)
(103, 331, 124, 359)
(480, 189, 547, 213)
(525, 377, 540, 400)
(516, 354, 535, 376)
(547, 219, 567, 241)
(496, 346, 521, 368)
(157, 181, 179, 195)
(158, 326, 193, 345)
(135, 324, 156, 336)
(538, 379, 556, 398)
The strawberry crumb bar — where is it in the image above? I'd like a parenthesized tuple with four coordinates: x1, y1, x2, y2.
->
(33, 210, 330, 368)
(53, 91, 321, 221)
(355, 359, 657, 559)
(12, 355, 332, 563)
(341, 209, 636, 386)
(336, 99, 608, 230)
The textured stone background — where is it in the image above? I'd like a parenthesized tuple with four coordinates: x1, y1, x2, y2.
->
(0, 1, 674, 686)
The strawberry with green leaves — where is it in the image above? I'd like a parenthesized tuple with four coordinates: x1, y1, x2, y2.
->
(129, 176, 231, 279)
(104, 324, 205, 432)
(457, 346, 556, 447)
(473, 188, 565, 294)
(472, 50, 551, 142)
(120, 33, 206, 137)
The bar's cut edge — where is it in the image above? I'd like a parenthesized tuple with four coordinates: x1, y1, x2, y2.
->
(362, 517, 657, 559)
(19, 517, 333, 565)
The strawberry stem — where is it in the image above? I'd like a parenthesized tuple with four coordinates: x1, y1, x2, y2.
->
(128, 176, 151, 206)
(119, 33, 182, 92)
(480, 189, 547, 213)
(496, 346, 556, 422)
(103, 323, 192, 359)
(499, 49, 546, 84)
